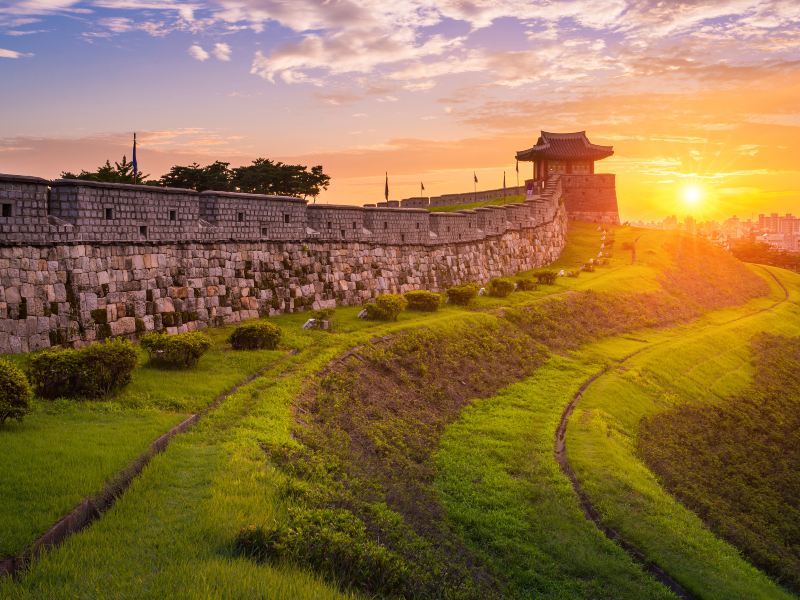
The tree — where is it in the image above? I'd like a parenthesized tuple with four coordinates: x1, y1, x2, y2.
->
(232, 158, 330, 199)
(62, 156, 331, 199)
(158, 161, 233, 192)
(61, 155, 148, 184)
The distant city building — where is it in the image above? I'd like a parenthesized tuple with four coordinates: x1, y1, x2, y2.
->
(757, 213, 799, 252)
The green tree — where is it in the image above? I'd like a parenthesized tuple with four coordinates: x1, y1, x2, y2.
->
(158, 161, 233, 192)
(61, 155, 148, 184)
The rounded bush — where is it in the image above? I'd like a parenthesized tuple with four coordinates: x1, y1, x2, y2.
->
(28, 339, 137, 399)
(515, 278, 537, 291)
(365, 294, 408, 321)
(140, 331, 211, 368)
(230, 322, 282, 350)
(446, 282, 479, 306)
(403, 290, 441, 312)
(488, 277, 515, 298)
(534, 270, 558, 285)
(0, 359, 32, 425)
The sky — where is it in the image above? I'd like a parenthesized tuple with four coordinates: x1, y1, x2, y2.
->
(1, 0, 799, 221)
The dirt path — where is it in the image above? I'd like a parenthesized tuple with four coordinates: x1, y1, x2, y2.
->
(554, 266, 789, 600)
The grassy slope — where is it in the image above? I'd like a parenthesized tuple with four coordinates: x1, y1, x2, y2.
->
(1, 307, 509, 599)
(567, 266, 800, 600)
(0, 325, 282, 558)
(435, 349, 674, 599)
(431, 224, 712, 598)
(3, 222, 788, 599)
(639, 333, 800, 592)
(435, 229, 797, 599)
(427, 194, 525, 212)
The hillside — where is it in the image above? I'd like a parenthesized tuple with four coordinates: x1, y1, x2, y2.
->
(1, 223, 798, 599)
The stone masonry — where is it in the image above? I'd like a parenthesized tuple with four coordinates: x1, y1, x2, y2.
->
(0, 173, 567, 353)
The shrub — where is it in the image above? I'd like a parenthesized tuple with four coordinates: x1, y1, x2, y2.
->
(488, 277, 515, 298)
(0, 359, 32, 424)
(534, 270, 558, 285)
(365, 294, 408, 321)
(403, 290, 441, 312)
(28, 339, 137, 399)
(515, 278, 537, 291)
(446, 282, 479, 306)
(234, 508, 409, 598)
(229, 322, 282, 350)
(582, 263, 595, 272)
(140, 332, 211, 368)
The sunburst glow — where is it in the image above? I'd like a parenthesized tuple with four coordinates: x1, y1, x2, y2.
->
(681, 184, 703, 207)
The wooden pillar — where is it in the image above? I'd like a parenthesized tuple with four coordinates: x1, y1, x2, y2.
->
(590, 161, 595, 174)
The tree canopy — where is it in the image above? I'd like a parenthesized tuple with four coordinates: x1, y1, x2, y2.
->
(158, 158, 330, 199)
(61, 156, 147, 184)
(61, 156, 331, 200)
(730, 239, 800, 272)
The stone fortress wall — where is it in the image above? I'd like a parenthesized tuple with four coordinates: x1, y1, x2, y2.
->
(0, 173, 567, 354)
(379, 175, 619, 225)
(560, 174, 619, 224)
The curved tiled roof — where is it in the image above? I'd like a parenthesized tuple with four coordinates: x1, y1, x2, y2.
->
(516, 131, 613, 162)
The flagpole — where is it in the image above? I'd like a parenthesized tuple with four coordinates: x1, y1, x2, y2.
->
(132, 132, 138, 184)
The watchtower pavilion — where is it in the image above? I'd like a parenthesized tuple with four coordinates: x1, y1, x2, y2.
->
(516, 131, 619, 224)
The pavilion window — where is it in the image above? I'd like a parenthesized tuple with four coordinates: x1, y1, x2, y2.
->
(105, 207, 113, 220)
(139, 225, 148, 238)
(2, 203, 12, 218)
(284, 214, 290, 223)
(237, 212, 244, 222)
(169, 209, 177, 221)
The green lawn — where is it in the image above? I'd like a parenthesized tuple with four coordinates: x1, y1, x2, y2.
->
(0, 325, 285, 559)
(435, 349, 675, 599)
(427, 193, 525, 212)
(0, 404, 183, 558)
(566, 266, 800, 600)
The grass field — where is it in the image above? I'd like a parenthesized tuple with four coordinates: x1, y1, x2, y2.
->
(427, 193, 525, 212)
(639, 333, 800, 592)
(566, 266, 800, 599)
(2, 222, 796, 598)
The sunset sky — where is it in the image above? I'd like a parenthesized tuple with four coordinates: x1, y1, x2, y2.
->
(1, 0, 799, 220)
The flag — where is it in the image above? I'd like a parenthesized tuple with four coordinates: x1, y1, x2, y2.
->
(503, 171, 506, 189)
(384, 172, 389, 201)
(132, 132, 138, 183)
(515, 159, 519, 173)
(420, 181, 425, 192)
(473, 172, 478, 184)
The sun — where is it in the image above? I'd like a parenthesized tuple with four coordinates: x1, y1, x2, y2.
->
(681, 183, 703, 207)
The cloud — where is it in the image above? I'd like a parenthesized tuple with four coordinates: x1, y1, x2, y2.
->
(188, 43, 209, 61)
(212, 41, 231, 61)
(0, 47, 33, 58)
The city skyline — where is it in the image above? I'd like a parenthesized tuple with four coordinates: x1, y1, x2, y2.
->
(1, 0, 799, 220)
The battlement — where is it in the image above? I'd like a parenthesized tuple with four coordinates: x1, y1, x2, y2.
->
(0, 173, 564, 247)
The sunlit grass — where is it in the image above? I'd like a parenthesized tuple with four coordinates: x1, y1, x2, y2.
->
(426, 193, 525, 212)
